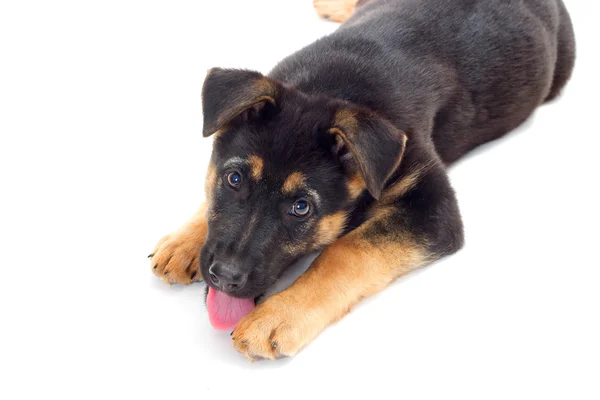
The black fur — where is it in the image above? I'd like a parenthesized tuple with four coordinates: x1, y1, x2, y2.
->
(199, 0, 575, 299)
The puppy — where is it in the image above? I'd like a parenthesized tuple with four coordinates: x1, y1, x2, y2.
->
(150, 0, 575, 361)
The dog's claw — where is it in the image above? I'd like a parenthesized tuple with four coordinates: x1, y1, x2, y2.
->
(148, 253, 154, 258)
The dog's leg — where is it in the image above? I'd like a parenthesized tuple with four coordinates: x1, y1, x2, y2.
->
(232, 164, 464, 360)
(150, 202, 208, 284)
(150, 163, 217, 284)
(313, 0, 362, 23)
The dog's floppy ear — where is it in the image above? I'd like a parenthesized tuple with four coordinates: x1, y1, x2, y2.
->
(201, 68, 280, 137)
(330, 108, 408, 200)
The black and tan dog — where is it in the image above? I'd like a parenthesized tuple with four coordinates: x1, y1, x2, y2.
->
(150, 0, 575, 360)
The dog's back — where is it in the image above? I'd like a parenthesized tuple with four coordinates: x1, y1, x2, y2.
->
(271, 0, 575, 164)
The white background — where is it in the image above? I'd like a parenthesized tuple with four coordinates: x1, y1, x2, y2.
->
(1, 0, 599, 399)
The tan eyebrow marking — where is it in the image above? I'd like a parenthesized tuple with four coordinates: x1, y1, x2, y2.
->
(282, 171, 307, 194)
(248, 154, 264, 181)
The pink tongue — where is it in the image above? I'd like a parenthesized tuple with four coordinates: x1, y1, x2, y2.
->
(206, 287, 255, 330)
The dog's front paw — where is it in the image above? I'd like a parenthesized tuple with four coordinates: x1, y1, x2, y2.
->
(232, 294, 321, 361)
(150, 229, 204, 285)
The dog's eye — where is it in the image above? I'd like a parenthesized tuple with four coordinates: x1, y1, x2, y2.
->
(290, 199, 311, 218)
(226, 171, 242, 188)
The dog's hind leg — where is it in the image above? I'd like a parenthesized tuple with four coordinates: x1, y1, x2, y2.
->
(313, 0, 370, 23)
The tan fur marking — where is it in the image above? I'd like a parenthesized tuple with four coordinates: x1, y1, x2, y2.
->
(331, 108, 358, 137)
(378, 161, 434, 206)
(313, 211, 348, 249)
(346, 173, 366, 200)
(254, 77, 278, 103)
(204, 163, 217, 202)
(382, 173, 419, 204)
(379, 167, 422, 205)
(282, 171, 306, 194)
(248, 155, 264, 181)
(390, 133, 408, 176)
(150, 202, 208, 285)
(232, 216, 431, 360)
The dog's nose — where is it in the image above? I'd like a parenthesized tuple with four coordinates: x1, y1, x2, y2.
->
(208, 262, 247, 291)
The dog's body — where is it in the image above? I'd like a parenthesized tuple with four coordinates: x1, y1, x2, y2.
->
(151, 0, 574, 360)
(289, 0, 575, 165)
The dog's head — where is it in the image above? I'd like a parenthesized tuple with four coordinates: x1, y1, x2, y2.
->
(199, 68, 407, 300)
